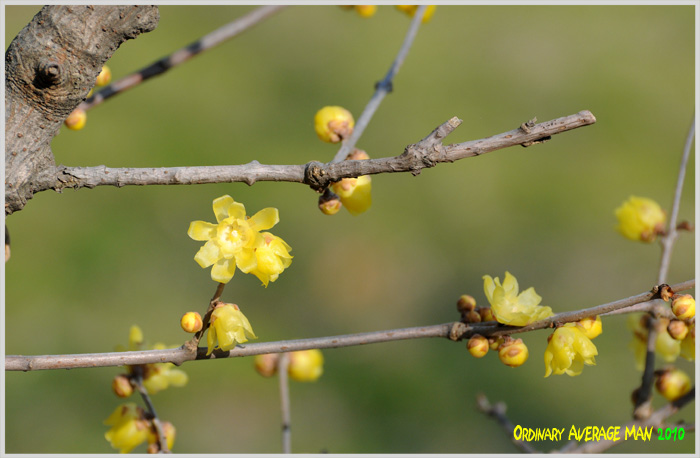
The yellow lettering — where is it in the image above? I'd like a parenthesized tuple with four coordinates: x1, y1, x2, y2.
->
(625, 425, 636, 440)
(584, 426, 592, 442)
(641, 427, 652, 441)
(514, 425, 522, 441)
(611, 426, 620, 442)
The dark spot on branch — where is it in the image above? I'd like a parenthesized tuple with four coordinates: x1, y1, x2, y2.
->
(304, 161, 330, 191)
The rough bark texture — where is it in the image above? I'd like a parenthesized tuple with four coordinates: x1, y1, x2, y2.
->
(5, 5, 159, 215)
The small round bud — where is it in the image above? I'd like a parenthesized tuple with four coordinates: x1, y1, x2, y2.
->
(318, 190, 342, 216)
(254, 353, 279, 377)
(288, 349, 324, 382)
(95, 65, 112, 87)
(478, 307, 496, 322)
(354, 5, 377, 17)
(112, 374, 134, 398)
(467, 334, 489, 358)
(498, 337, 529, 367)
(314, 106, 354, 143)
(615, 196, 667, 242)
(655, 367, 692, 401)
(489, 336, 504, 351)
(180, 311, 203, 333)
(463, 310, 481, 323)
(574, 316, 603, 340)
(667, 319, 689, 340)
(64, 108, 87, 130)
(346, 148, 370, 161)
(672, 294, 695, 320)
(457, 295, 477, 313)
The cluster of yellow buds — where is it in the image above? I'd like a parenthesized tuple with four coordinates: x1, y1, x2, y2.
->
(457, 294, 496, 324)
(614, 196, 667, 242)
(112, 326, 188, 398)
(314, 107, 373, 216)
(104, 403, 176, 453)
(65, 65, 112, 131)
(188, 195, 293, 286)
(254, 349, 325, 382)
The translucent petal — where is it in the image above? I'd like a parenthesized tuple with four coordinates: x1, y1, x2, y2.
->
(249, 207, 279, 231)
(235, 248, 258, 273)
(213, 195, 234, 223)
(482, 275, 496, 303)
(227, 201, 247, 220)
(187, 221, 217, 241)
(517, 287, 542, 307)
(194, 240, 221, 268)
(206, 325, 217, 355)
(502, 271, 519, 295)
(211, 258, 236, 284)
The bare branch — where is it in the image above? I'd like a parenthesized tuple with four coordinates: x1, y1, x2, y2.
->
(36, 110, 596, 195)
(332, 5, 428, 163)
(79, 6, 286, 112)
(476, 394, 541, 454)
(278, 353, 292, 454)
(658, 113, 695, 284)
(133, 371, 169, 453)
(5, 279, 693, 372)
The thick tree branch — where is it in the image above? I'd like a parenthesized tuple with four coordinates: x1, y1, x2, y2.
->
(5, 279, 692, 371)
(5, 5, 159, 215)
(34, 110, 596, 195)
(79, 5, 286, 112)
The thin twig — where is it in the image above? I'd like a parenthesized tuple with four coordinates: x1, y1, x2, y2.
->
(79, 6, 286, 112)
(38, 110, 596, 194)
(133, 371, 169, 453)
(633, 318, 657, 419)
(475, 394, 540, 454)
(658, 113, 695, 284)
(563, 388, 695, 454)
(331, 5, 428, 163)
(4, 279, 694, 371)
(186, 282, 226, 353)
(278, 353, 292, 454)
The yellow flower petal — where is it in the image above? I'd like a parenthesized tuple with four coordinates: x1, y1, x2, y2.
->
(211, 258, 236, 284)
(482, 275, 496, 302)
(194, 240, 221, 268)
(517, 287, 542, 307)
(213, 195, 235, 223)
(187, 221, 217, 241)
(502, 271, 518, 295)
(249, 207, 279, 231)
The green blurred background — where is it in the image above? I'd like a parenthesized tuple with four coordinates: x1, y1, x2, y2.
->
(4, 4, 695, 454)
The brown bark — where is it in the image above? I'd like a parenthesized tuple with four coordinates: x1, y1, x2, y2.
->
(5, 5, 159, 215)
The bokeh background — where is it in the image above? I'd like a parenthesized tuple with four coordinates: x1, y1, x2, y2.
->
(3, 4, 695, 454)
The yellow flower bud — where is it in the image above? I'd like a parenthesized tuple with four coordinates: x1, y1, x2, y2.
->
(129, 325, 144, 349)
(96, 65, 112, 87)
(498, 337, 529, 367)
(396, 5, 437, 22)
(147, 420, 176, 452)
(488, 336, 504, 351)
(64, 108, 87, 130)
(457, 294, 477, 313)
(615, 196, 666, 242)
(318, 189, 342, 215)
(314, 106, 354, 143)
(180, 311, 203, 333)
(355, 5, 377, 17)
(478, 307, 496, 322)
(112, 374, 134, 398)
(206, 303, 257, 355)
(288, 349, 324, 382)
(574, 316, 603, 340)
(104, 403, 150, 453)
(254, 353, 280, 377)
(671, 294, 695, 320)
(467, 334, 489, 358)
(655, 368, 692, 401)
(331, 176, 372, 215)
(667, 319, 689, 341)
(463, 310, 481, 323)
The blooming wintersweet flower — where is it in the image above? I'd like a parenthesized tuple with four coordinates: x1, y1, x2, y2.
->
(482, 272, 554, 326)
(544, 324, 598, 377)
(142, 360, 189, 395)
(104, 403, 150, 453)
(207, 303, 257, 355)
(615, 196, 666, 242)
(250, 232, 293, 287)
(188, 195, 280, 284)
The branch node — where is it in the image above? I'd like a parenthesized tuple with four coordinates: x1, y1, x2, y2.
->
(449, 322, 468, 341)
(304, 161, 331, 192)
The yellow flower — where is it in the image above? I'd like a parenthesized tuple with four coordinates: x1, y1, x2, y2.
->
(680, 322, 695, 361)
(615, 196, 666, 242)
(104, 403, 150, 453)
(249, 232, 293, 287)
(314, 106, 354, 143)
(354, 5, 377, 17)
(188, 195, 280, 284)
(671, 294, 695, 320)
(207, 303, 257, 355)
(482, 272, 554, 326)
(544, 324, 598, 377)
(396, 5, 437, 22)
(288, 349, 324, 382)
(655, 368, 692, 401)
(96, 65, 112, 87)
(331, 175, 372, 215)
(64, 108, 87, 130)
(142, 361, 188, 395)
